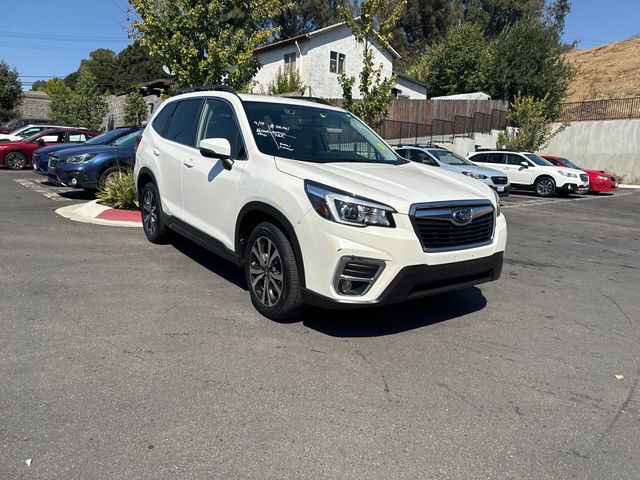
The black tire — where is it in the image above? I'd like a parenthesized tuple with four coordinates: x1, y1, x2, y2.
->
(140, 182, 170, 244)
(98, 166, 124, 190)
(535, 176, 556, 197)
(245, 222, 303, 321)
(4, 152, 27, 170)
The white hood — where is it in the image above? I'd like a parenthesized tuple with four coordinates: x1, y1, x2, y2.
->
(274, 158, 496, 214)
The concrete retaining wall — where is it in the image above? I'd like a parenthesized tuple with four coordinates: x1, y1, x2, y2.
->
(103, 94, 164, 129)
(19, 92, 52, 119)
(540, 119, 640, 181)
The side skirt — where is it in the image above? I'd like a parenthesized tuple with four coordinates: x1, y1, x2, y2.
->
(165, 215, 243, 267)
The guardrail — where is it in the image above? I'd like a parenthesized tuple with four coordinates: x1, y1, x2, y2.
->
(558, 97, 640, 122)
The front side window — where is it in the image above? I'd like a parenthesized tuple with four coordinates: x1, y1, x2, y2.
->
(112, 130, 142, 147)
(165, 99, 203, 147)
(196, 99, 246, 160)
(283, 53, 296, 66)
(506, 154, 525, 165)
(329, 51, 345, 74)
(524, 153, 553, 166)
(244, 101, 400, 164)
(68, 133, 88, 142)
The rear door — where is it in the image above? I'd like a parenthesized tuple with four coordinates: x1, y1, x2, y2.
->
(181, 98, 247, 249)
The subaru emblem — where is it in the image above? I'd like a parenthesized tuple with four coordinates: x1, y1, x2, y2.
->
(451, 208, 473, 226)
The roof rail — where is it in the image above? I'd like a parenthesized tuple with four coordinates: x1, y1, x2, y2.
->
(176, 84, 238, 96)
(282, 96, 332, 106)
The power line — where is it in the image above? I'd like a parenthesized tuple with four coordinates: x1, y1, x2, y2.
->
(0, 30, 129, 43)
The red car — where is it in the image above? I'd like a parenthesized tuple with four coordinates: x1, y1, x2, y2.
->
(0, 128, 98, 170)
(542, 155, 618, 193)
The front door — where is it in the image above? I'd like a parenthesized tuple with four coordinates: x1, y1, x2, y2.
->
(181, 98, 247, 250)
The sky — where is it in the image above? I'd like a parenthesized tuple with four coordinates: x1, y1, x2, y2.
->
(1, 0, 639, 88)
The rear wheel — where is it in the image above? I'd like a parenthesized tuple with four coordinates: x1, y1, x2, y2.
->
(140, 182, 170, 244)
(535, 176, 556, 197)
(4, 152, 27, 170)
(245, 222, 303, 321)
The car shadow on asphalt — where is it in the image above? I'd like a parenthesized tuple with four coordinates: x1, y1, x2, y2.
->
(170, 235, 248, 291)
(57, 190, 96, 201)
(301, 287, 487, 337)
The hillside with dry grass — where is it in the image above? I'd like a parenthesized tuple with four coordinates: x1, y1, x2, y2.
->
(565, 37, 640, 102)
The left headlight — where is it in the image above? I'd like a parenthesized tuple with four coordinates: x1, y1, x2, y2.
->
(305, 180, 396, 228)
(66, 153, 97, 164)
(493, 189, 502, 217)
(462, 171, 487, 180)
(557, 170, 577, 178)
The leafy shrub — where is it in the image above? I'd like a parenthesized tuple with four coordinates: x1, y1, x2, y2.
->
(266, 66, 304, 95)
(96, 170, 139, 210)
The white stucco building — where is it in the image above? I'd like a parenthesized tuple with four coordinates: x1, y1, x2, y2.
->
(252, 22, 427, 99)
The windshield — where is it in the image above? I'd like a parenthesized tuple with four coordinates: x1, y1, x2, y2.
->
(428, 149, 473, 166)
(561, 157, 582, 170)
(243, 101, 401, 164)
(524, 153, 553, 166)
(86, 128, 131, 145)
(112, 130, 140, 147)
(1, 119, 14, 128)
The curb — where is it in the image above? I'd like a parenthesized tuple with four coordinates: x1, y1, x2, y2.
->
(56, 200, 142, 228)
(619, 184, 640, 190)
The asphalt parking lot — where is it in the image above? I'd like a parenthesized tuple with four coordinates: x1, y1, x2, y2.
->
(1, 170, 639, 479)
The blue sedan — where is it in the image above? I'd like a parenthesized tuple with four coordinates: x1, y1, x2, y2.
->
(48, 130, 141, 191)
(33, 126, 142, 175)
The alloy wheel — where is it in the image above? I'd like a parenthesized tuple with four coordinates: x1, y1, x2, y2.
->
(249, 236, 284, 307)
(537, 179, 554, 196)
(5, 152, 26, 170)
(142, 189, 157, 236)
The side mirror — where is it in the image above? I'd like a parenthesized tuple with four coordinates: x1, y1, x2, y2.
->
(37, 138, 46, 146)
(199, 138, 234, 170)
(520, 161, 529, 168)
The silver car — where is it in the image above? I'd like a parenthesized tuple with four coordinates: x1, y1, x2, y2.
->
(394, 145, 510, 195)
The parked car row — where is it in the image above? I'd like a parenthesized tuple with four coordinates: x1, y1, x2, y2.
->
(0, 127, 99, 169)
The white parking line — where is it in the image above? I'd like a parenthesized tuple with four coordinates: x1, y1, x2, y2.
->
(501, 191, 637, 209)
(13, 178, 77, 202)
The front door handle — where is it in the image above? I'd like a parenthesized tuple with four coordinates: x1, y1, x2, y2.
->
(183, 158, 194, 168)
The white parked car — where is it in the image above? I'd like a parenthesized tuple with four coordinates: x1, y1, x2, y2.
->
(135, 88, 507, 320)
(393, 145, 510, 195)
(467, 150, 589, 197)
(0, 124, 71, 143)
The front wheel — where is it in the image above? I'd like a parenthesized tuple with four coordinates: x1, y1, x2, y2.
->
(535, 177, 556, 197)
(4, 152, 27, 170)
(98, 166, 124, 190)
(245, 222, 303, 321)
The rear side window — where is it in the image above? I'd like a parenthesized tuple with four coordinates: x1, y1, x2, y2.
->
(506, 154, 524, 165)
(487, 153, 505, 164)
(471, 153, 487, 163)
(68, 133, 88, 142)
(165, 99, 203, 147)
(152, 102, 178, 137)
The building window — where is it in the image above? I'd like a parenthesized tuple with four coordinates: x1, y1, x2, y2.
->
(283, 53, 296, 66)
(329, 51, 345, 74)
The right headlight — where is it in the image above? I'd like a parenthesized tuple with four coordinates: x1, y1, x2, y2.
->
(305, 180, 396, 228)
(492, 189, 502, 217)
(66, 153, 98, 164)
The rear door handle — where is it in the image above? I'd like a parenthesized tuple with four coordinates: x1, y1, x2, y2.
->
(183, 158, 194, 168)
(152, 148, 160, 156)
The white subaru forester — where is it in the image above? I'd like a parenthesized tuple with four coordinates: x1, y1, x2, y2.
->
(135, 87, 507, 320)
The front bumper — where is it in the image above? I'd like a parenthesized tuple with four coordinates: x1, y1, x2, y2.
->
(295, 209, 507, 306)
(51, 163, 97, 189)
(557, 181, 589, 194)
(590, 179, 618, 192)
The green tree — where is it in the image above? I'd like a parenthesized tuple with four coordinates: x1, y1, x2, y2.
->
(115, 42, 170, 92)
(456, 0, 545, 38)
(266, 66, 305, 95)
(271, 0, 342, 40)
(123, 92, 148, 125)
(50, 68, 107, 129)
(79, 49, 119, 94)
(407, 22, 491, 97)
(0, 60, 22, 123)
(545, 0, 571, 34)
(128, 0, 286, 90)
(31, 80, 48, 92)
(338, 0, 407, 127)
(487, 17, 574, 118)
(497, 93, 566, 151)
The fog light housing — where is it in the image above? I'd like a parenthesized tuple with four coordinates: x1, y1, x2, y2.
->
(70, 177, 78, 186)
(333, 257, 385, 297)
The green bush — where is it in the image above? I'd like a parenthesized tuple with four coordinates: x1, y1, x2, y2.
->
(96, 170, 139, 210)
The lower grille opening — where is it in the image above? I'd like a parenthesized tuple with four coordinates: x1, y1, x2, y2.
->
(342, 262, 380, 279)
(409, 271, 492, 296)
